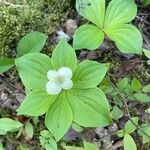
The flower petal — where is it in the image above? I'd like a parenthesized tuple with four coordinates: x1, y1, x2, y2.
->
(47, 70, 58, 81)
(61, 79, 73, 90)
(58, 67, 73, 79)
(46, 81, 62, 95)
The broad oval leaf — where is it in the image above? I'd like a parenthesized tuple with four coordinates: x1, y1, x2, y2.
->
(73, 24, 104, 50)
(45, 92, 73, 141)
(124, 134, 137, 150)
(125, 117, 139, 134)
(104, 0, 137, 28)
(105, 24, 143, 54)
(131, 78, 142, 92)
(0, 118, 23, 132)
(24, 122, 34, 139)
(0, 57, 14, 73)
(68, 88, 112, 127)
(15, 53, 52, 90)
(76, 0, 105, 28)
(72, 60, 109, 89)
(142, 85, 150, 93)
(134, 92, 150, 103)
(17, 90, 56, 116)
(84, 142, 98, 150)
(51, 39, 77, 71)
(17, 32, 47, 57)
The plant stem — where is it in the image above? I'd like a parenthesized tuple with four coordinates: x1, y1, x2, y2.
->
(107, 77, 150, 139)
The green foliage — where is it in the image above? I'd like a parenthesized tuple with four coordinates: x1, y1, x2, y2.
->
(123, 134, 137, 150)
(131, 78, 142, 92)
(0, 118, 23, 135)
(16, 39, 112, 141)
(111, 105, 123, 120)
(17, 90, 57, 116)
(138, 124, 150, 143)
(100, 77, 150, 104)
(51, 39, 77, 71)
(143, 49, 150, 65)
(74, 0, 143, 54)
(124, 117, 138, 134)
(83, 141, 99, 150)
(0, 57, 14, 73)
(24, 122, 34, 139)
(0, 0, 72, 57)
(73, 24, 104, 50)
(143, 0, 150, 5)
(15, 53, 52, 90)
(17, 32, 47, 57)
(72, 123, 83, 132)
(64, 141, 98, 150)
(76, 0, 105, 28)
(39, 130, 57, 150)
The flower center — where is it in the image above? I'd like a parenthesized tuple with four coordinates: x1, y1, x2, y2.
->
(55, 76, 65, 84)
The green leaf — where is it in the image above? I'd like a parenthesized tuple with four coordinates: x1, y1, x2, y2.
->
(17, 32, 47, 57)
(24, 122, 34, 139)
(138, 124, 150, 143)
(147, 60, 150, 65)
(142, 84, 150, 93)
(0, 57, 14, 73)
(105, 24, 143, 54)
(65, 146, 84, 150)
(68, 88, 112, 127)
(131, 78, 142, 92)
(0, 118, 23, 132)
(0, 144, 3, 150)
(117, 77, 129, 91)
(40, 130, 52, 138)
(17, 90, 56, 116)
(45, 139, 57, 150)
(116, 130, 125, 137)
(104, 0, 137, 28)
(73, 60, 109, 89)
(84, 141, 98, 150)
(143, 49, 150, 59)
(134, 92, 150, 103)
(45, 92, 73, 141)
(111, 105, 123, 120)
(72, 123, 83, 132)
(143, 0, 150, 5)
(73, 24, 104, 50)
(76, 0, 105, 28)
(125, 117, 139, 134)
(0, 129, 7, 135)
(15, 53, 52, 90)
(51, 39, 77, 71)
(123, 134, 137, 150)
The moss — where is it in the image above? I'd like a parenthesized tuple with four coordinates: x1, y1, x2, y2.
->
(0, 0, 74, 57)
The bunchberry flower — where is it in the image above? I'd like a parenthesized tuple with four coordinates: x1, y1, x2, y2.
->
(46, 67, 73, 95)
(16, 39, 111, 142)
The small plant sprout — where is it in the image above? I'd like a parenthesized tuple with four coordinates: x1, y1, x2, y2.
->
(15, 39, 112, 141)
(46, 67, 73, 95)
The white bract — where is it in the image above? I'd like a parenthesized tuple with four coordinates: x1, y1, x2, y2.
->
(46, 67, 73, 95)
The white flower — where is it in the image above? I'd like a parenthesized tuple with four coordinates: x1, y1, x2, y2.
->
(46, 67, 73, 95)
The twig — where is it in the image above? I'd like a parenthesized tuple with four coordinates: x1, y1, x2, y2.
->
(107, 77, 150, 139)
(136, 16, 150, 25)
